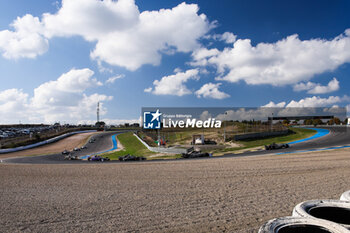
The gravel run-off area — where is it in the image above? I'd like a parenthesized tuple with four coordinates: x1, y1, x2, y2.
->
(1, 148, 350, 232)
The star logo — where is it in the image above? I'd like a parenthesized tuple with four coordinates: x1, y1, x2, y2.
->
(143, 109, 162, 129)
(150, 109, 162, 122)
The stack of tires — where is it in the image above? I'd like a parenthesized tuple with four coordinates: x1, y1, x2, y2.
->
(259, 190, 350, 233)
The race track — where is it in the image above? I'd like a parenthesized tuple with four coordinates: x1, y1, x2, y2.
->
(1, 131, 123, 164)
(1, 127, 349, 164)
(223, 126, 349, 158)
(1, 127, 349, 232)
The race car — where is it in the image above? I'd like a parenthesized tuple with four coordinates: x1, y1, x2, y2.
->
(81, 146, 87, 149)
(73, 147, 81, 151)
(64, 154, 80, 160)
(87, 155, 110, 162)
(61, 150, 70, 155)
(265, 142, 290, 150)
(119, 154, 146, 161)
(181, 147, 211, 158)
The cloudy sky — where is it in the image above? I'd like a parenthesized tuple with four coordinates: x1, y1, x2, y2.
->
(0, 0, 349, 124)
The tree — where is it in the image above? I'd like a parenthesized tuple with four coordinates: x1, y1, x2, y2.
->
(312, 119, 322, 126)
(283, 119, 290, 125)
(95, 121, 106, 128)
(304, 119, 313, 125)
(333, 117, 341, 125)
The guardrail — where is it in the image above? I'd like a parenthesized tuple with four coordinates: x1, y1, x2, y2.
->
(133, 133, 186, 154)
(0, 130, 96, 154)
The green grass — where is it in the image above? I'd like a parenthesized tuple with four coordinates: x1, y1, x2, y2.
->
(104, 127, 317, 159)
(147, 154, 182, 160)
(103, 132, 156, 160)
(213, 127, 316, 153)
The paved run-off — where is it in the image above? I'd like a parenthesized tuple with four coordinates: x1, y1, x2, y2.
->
(1, 148, 350, 232)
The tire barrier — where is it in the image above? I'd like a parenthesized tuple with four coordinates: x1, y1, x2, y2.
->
(258, 216, 349, 233)
(0, 130, 96, 154)
(292, 200, 350, 230)
(340, 190, 350, 202)
(260, 191, 350, 232)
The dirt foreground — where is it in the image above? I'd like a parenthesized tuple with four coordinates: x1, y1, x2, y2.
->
(0, 132, 96, 159)
(1, 149, 350, 232)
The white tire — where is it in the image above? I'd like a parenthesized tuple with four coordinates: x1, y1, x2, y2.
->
(340, 190, 350, 202)
(292, 199, 350, 229)
(259, 216, 349, 233)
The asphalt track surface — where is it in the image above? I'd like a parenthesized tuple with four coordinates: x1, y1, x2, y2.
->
(224, 126, 350, 157)
(1, 127, 349, 164)
(1, 131, 122, 164)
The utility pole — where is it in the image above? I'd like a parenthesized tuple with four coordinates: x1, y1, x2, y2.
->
(97, 102, 100, 123)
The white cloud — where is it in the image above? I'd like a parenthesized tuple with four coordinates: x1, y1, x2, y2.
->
(293, 82, 317, 92)
(0, 89, 30, 122)
(97, 60, 113, 73)
(0, 68, 112, 124)
(263, 101, 286, 107)
(78, 118, 140, 126)
(191, 29, 350, 86)
(190, 48, 220, 66)
(293, 77, 340, 94)
(0, 14, 48, 59)
(144, 87, 152, 93)
(0, 1, 212, 70)
(264, 95, 350, 108)
(106, 74, 125, 84)
(42, 0, 140, 41)
(286, 95, 349, 108)
(150, 69, 199, 96)
(219, 32, 237, 43)
(90, 2, 212, 70)
(199, 110, 212, 121)
(216, 108, 274, 121)
(173, 67, 182, 73)
(206, 32, 237, 44)
(195, 82, 230, 99)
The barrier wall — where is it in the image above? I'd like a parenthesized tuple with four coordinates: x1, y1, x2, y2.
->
(0, 130, 96, 154)
(133, 133, 187, 154)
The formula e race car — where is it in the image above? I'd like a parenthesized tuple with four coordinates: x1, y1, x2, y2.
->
(118, 154, 146, 161)
(265, 142, 289, 150)
(181, 147, 211, 159)
(62, 150, 70, 155)
(87, 155, 110, 162)
(64, 154, 80, 160)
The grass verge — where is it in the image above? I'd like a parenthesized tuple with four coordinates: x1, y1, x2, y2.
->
(104, 128, 317, 159)
(104, 132, 156, 160)
(212, 127, 316, 154)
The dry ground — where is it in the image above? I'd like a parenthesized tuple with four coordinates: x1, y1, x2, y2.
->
(0, 132, 97, 159)
(1, 149, 350, 232)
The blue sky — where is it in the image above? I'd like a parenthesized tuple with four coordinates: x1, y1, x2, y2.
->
(0, 0, 349, 124)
